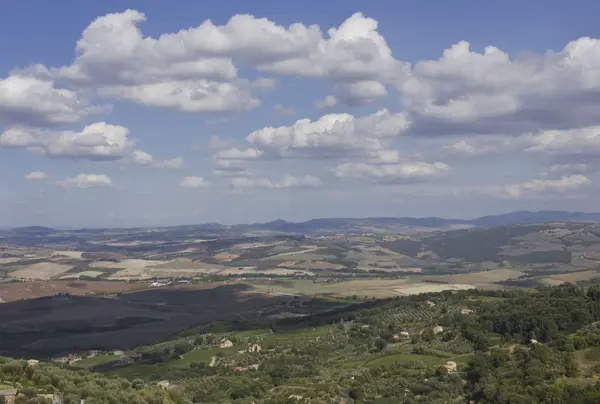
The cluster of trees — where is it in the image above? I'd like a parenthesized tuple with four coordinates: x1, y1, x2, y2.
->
(465, 345, 600, 403)
(7, 284, 600, 402)
(0, 359, 170, 404)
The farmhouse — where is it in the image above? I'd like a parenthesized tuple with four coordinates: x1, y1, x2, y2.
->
(445, 361, 458, 373)
(157, 380, 170, 389)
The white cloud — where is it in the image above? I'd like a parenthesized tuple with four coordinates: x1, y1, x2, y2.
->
(0, 122, 133, 160)
(549, 163, 591, 175)
(0, 73, 106, 126)
(132, 150, 183, 169)
(24, 171, 48, 180)
(443, 126, 600, 163)
(252, 78, 276, 90)
(315, 95, 338, 109)
(490, 175, 590, 199)
(333, 161, 450, 183)
(334, 80, 387, 106)
(52, 10, 402, 111)
(132, 150, 153, 165)
(398, 38, 600, 136)
(365, 149, 403, 164)
(180, 176, 211, 188)
(212, 159, 249, 177)
(215, 147, 263, 160)
(246, 109, 410, 158)
(273, 104, 296, 115)
(257, 12, 401, 84)
(99, 80, 259, 113)
(156, 157, 184, 169)
(231, 174, 323, 189)
(57, 173, 112, 189)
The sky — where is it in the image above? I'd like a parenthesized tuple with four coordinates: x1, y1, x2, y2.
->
(3, 0, 600, 228)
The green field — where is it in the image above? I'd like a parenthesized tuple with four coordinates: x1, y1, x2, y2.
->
(74, 354, 120, 368)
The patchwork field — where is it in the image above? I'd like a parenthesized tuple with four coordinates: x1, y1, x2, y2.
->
(8, 262, 74, 280)
(1, 221, 600, 295)
(0, 280, 146, 302)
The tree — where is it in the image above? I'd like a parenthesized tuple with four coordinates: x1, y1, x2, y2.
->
(373, 338, 388, 352)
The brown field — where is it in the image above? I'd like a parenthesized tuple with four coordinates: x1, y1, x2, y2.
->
(247, 278, 474, 298)
(247, 268, 531, 298)
(0, 257, 24, 265)
(424, 268, 525, 285)
(547, 269, 600, 283)
(51, 251, 84, 259)
(8, 262, 74, 280)
(0, 280, 147, 302)
(394, 283, 475, 295)
(149, 259, 224, 271)
(59, 270, 104, 279)
(214, 252, 240, 262)
(90, 259, 164, 270)
(278, 260, 345, 270)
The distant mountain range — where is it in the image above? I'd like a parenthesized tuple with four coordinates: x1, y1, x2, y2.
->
(241, 211, 600, 234)
(10, 210, 600, 236)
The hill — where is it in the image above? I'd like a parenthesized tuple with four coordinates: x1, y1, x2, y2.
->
(3, 284, 600, 403)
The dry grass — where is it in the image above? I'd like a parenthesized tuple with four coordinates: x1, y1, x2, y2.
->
(278, 260, 345, 270)
(0, 257, 23, 265)
(59, 271, 104, 279)
(394, 283, 475, 295)
(51, 251, 84, 259)
(90, 259, 164, 269)
(547, 269, 600, 282)
(214, 252, 240, 262)
(425, 268, 525, 285)
(9, 262, 74, 280)
(0, 280, 146, 302)
(219, 268, 315, 276)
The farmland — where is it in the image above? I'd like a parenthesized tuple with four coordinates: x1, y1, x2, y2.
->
(3, 220, 600, 301)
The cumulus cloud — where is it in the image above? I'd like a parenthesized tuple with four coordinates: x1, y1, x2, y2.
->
(180, 176, 211, 188)
(215, 147, 264, 160)
(315, 95, 338, 109)
(24, 171, 48, 180)
(0, 73, 106, 126)
(231, 174, 323, 189)
(333, 161, 450, 183)
(212, 159, 249, 177)
(398, 38, 600, 136)
(50, 10, 401, 110)
(246, 109, 410, 158)
(132, 150, 183, 169)
(57, 173, 112, 189)
(98, 80, 259, 113)
(333, 80, 387, 106)
(0, 122, 134, 160)
(490, 175, 590, 199)
(443, 126, 600, 165)
(257, 12, 401, 84)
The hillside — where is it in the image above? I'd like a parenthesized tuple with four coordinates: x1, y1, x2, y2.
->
(4, 285, 600, 403)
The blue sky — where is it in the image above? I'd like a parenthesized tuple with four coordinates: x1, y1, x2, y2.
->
(2, 1, 600, 227)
